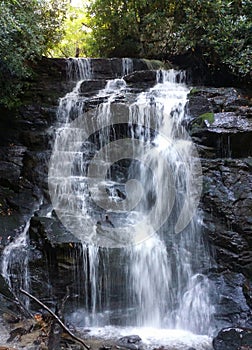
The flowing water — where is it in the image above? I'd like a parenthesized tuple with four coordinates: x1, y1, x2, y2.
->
(1, 220, 31, 308)
(49, 58, 214, 348)
(0, 318, 9, 344)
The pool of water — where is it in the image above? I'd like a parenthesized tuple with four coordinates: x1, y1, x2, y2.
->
(81, 326, 213, 350)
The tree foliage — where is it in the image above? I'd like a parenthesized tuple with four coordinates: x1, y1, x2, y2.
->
(0, 0, 68, 107)
(85, 0, 251, 79)
(50, 2, 91, 58)
(174, 0, 252, 77)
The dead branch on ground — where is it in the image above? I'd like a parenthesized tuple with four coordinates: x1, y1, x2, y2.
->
(20, 288, 90, 350)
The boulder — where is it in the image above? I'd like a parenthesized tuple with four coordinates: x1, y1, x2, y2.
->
(124, 70, 157, 89)
(80, 80, 107, 95)
(28, 216, 84, 297)
(117, 335, 142, 350)
(213, 327, 252, 350)
(188, 87, 252, 158)
(208, 271, 251, 331)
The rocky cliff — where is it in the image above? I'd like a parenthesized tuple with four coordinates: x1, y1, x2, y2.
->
(188, 86, 252, 348)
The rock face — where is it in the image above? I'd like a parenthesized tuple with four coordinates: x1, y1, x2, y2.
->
(117, 335, 142, 350)
(213, 327, 252, 350)
(0, 57, 251, 347)
(187, 87, 252, 279)
(187, 86, 252, 346)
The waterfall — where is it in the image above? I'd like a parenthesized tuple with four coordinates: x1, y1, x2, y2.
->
(0, 59, 92, 309)
(124, 70, 213, 332)
(122, 58, 134, 76)
(1, 220, 31, 308)
(48, 59, 213, 336)
(67, 57, 92, 81)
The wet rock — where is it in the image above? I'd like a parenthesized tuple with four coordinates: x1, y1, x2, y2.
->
(117, 335, 142, 350)
(0, 184, 39, 245)
(2, 313, 20, 325)
(187, 94, 213, 118)
(208, 270, 252, 331)
(0, 162, 21, 190)
(212, 327, 252, 350)
(243, 280, 252, 310)
(21, 151, 51, 190)
(20, 131, 50, 151)
(208, 112, 252, 134)
(18, 105, 57, 130)
(99, 345, 112, 350)
(0, 275, 17, 307)
(124, 70, 157, 89)
(91, 58, 150, 80)
(91, 58, 124, 79)
(188, 87, 252, 158)
(0, 145, 27, 192)
(0, 146, 27, 167)
(29, 216, 80, 247)
(118, 335, 141, 344)
(28, 216, 84, 302)
(80, 80, 107, 95)
(7, 327, 28, 342)
(202, 159, 252, 277)
(188, 87, 249, 112)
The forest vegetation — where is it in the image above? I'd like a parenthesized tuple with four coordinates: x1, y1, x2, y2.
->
(0, 0, 251, 107)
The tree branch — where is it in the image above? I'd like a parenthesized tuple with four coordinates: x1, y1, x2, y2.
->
(20, 288, 90, 350)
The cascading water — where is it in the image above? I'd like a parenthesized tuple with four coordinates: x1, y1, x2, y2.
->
(49, 58, 214, 348)
(1, 220, 31, 308)
(67, 57, 92, 81)
(125, 71, 213, 333)
(122, 58, 134, 76)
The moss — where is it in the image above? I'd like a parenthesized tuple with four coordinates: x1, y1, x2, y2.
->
(189, 87, 200, 95)
(199, 112, 215, 124)
(142, 59, 171, 70)
(191, 112, 214, 128)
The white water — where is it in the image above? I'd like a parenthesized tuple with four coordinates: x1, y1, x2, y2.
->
(86, 326, 212, 350)
(49, 59, 214, 346)
(0, 317, 9, 344)
(67, 57, 92, 81)
(122, 58, 134, 76)
(1, 220, 31, 308)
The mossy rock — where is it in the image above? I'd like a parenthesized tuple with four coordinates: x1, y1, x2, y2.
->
(189, 87, 200, 95)
(192, 112, 215, 127)
(199, 112, 214, 123)
(142, 59, 171, 70)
